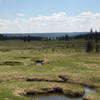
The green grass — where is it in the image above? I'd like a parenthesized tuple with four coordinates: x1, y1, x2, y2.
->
(0, 40, 99, 99)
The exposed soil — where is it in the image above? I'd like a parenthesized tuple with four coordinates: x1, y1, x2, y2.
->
(26, 78, 64, 82)
(0, 61, 23, 66)
(20, 86, 84, 98)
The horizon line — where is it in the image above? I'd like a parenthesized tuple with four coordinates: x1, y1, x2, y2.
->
(0, 32, 89, 34)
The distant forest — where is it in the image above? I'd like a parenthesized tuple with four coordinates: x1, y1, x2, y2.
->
(0, 29, 100, 42)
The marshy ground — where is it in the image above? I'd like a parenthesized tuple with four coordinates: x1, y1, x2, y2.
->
(0, 40, 99, 100)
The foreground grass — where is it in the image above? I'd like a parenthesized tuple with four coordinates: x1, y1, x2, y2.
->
(0, 40, 99, 100)
(0, 81, 84, 100)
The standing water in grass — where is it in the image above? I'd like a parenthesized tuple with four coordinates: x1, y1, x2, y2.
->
(30, 94, 82, 100)
(29, 88, 95, 100)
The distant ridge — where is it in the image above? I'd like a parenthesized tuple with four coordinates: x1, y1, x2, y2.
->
(1, 32, 88, 37)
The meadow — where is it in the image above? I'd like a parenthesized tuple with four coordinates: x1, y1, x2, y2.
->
(0, 40, 99, 100)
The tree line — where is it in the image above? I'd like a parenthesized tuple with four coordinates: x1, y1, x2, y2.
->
(0, 34, 69, 41)
(73, 29, 100, 53)
(0, 29, 100, 53)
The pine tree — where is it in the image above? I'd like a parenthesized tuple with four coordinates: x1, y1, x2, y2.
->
(95, 44, 99, 53)
(86, 41, 94, 53)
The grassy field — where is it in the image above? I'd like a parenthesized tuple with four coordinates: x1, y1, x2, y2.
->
(0, 40, 99, 100)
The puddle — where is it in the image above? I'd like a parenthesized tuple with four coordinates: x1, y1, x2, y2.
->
(30, 94, 82, 100)
(35, 60, 45, 66)
(36, 63, 43, 66)
(27, 88, 95, 100)
(84, 88, 95, 96)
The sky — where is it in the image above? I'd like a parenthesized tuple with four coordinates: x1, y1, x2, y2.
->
(0, 0, 100, 33)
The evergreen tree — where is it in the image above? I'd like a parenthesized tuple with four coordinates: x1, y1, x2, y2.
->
(86, 41, 94, 53)
(27, 35, 31, 42)
(95, 44, 99, 53)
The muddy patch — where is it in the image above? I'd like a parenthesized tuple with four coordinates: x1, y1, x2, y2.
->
(35, 60, 45, 66)
(34, 59, 48, 66)
(19, 87, 84, 98)
(0, 61, 23, 66)
(26, 75, 73, 83)
(18, 87, 95, 100)
(59, 75, 72, 82)
(31, 57, 50, 66)
(26, 78, 64, 82)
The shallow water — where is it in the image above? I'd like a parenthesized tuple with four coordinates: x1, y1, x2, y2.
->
(32, 95, 82, 100)
(84, 88, 95, 96)
(29, 88, 95, 100)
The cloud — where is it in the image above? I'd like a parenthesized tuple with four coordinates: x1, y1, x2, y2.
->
(0, 12, 100, 33)
(0, 19, 11, 26)
(16, 13, 25, 17)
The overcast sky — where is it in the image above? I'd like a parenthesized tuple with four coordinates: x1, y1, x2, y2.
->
(0, 0, 100, 33)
